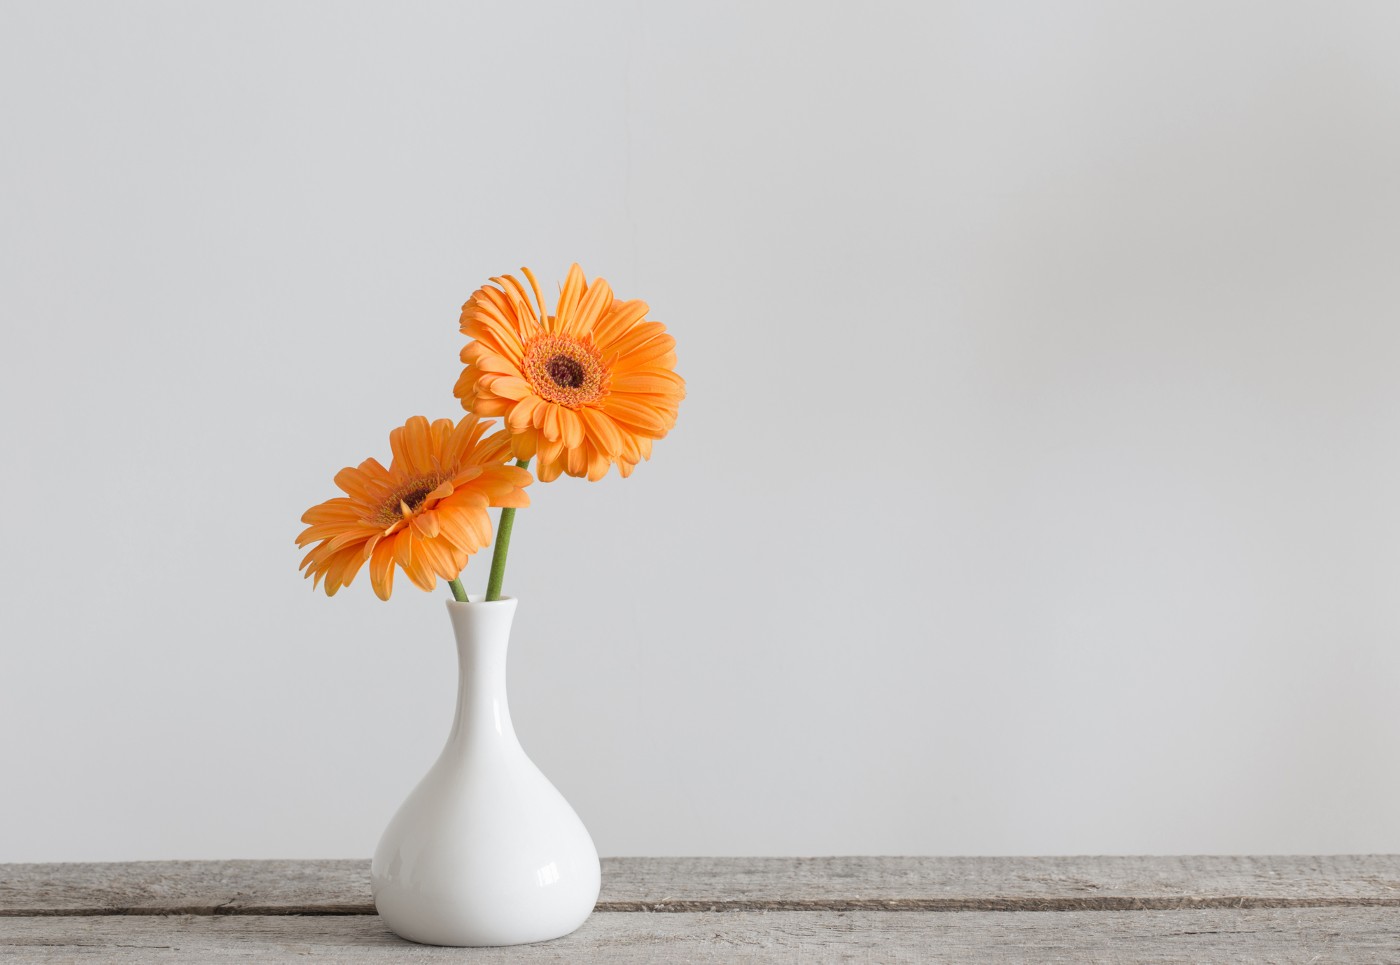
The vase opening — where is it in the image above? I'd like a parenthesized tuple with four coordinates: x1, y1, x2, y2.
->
(449, 594, 518, 606)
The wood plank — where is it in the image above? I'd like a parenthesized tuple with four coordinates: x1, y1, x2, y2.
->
(2, 909, 1398, 963)
(599, 855, 1400, 911)
(0, 860, 371, 917)
(2, 856, 1398, 916)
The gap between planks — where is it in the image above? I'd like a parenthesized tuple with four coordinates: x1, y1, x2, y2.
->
(8, 896, 1400, 917)
(6, 856, 1399, 918)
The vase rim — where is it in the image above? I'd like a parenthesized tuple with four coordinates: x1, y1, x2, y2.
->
(446, 595, 517, 607)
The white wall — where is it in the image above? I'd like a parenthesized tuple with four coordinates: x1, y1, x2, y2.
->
(2, 0, 1398, 862)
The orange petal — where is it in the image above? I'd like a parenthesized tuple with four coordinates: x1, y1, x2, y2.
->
(415, 533, 460, 582)
(601, 396, 670, 433)
(521, 266, 549, 323)
(296, 522, 354, 547)
(536, 453, 565, 482)
(611, 332, 675, 368)
(538, 435, 565, 467)
(370, 535, 396, 601)
(395, 530, 437, 591)
(490, 376, 533, 401)
(585, 443, 610, 481)
(562, 275, 612, 338)
(566, 443, 587, 477)
(611, 372, 685, 395)
(493, 491, 529, 509)
(510, 427, 538, 460)
(387, 417, 428, 474)
(541, 403, 562, 442)
(508, 396, 540, 432)
(442, 415, 484, 469)
(477, 425, 510, 458)
(440, 488, 490, 511)
(462, 324, 525, 367)
(603, 321, 668, 363)
(321, 546, 360, 596)
(447, 466, 485, 489)
(552, 264, 587, 335)
(579, 406, 623, 456)
(558, 408, 585, 449)
(300, 498, 361, 524)
(592, 299, 650, 349)
(332, 466, 375, 500)
(324, 526, 380, 553)
(495, 274, 539, 328)
(453, 368, 478, 401)
(495, 465, 534, 488)
(438, 505, 491, 554)
(411, 510, 441, 539)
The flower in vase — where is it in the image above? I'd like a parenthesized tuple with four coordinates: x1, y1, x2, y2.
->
(297, 415, 532, 600)
(455, 264, 685, 482)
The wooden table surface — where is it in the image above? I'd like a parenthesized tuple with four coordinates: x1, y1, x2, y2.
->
(2, 856, 1397, 962)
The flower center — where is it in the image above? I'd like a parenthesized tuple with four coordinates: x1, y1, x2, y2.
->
(395, 481, 438, 512)
(546, 355, 586, 388)
(524, 334, 607, 407)
(371, 475, 443, 526)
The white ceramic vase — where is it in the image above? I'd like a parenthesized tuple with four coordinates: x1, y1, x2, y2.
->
(371, 597, 600, 946)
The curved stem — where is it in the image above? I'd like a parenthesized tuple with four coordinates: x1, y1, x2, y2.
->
(485, 458, 531, 602)
(447, 577, 468, 603)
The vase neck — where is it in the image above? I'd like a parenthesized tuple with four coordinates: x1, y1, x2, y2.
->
(446, 599, 520, 748)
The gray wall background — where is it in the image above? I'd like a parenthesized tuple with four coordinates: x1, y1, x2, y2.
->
(2, 0, 1398, 862)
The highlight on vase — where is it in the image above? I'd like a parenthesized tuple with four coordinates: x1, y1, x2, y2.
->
(455, 263, 685, 482)
(296, 414, 532, 600)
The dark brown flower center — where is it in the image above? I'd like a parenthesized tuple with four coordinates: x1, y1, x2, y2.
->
(368, 475, 446, 527)
(522, 333, 609, 408)
(397, 482, 438, 513)
(545, 355, 586, 388)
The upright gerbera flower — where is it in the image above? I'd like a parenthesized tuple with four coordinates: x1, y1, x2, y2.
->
(297, 415, 531, 600)
(455, 264, 685, 481)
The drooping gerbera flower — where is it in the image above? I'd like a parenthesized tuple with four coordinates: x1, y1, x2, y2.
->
(455, 264, 685, 482)
(297, 415, 532, 600)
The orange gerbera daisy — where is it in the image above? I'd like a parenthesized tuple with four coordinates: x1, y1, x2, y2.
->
(455, 264, 685, 481)
(297, 415, 532, 600)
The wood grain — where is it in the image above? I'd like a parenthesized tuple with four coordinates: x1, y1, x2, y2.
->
(3, 856, 1398, 916)
(2, 909, 1398, 963)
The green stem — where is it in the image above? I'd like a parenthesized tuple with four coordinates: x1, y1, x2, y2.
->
(484, 458, 531, 602)
(447, 577, 468, 603)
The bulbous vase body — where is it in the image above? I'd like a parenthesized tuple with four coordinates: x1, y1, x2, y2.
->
(371, 597, 600, 946)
